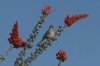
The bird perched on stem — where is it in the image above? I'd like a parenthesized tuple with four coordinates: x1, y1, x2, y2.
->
(37, 25, 55, 47)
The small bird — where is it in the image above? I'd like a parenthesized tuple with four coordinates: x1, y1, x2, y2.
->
(37, 25, 55, 46)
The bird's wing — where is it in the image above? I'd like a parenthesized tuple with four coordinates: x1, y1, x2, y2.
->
(37, 30, 49, 47)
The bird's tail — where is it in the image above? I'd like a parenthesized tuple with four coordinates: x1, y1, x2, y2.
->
(37, 39, 44, 47)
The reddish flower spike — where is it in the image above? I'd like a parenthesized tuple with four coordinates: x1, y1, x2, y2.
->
(42, 5, 51, 15)
(56, 50, 67, 62)
(65, 14, 89, 26)
(8, 21, 24, 48)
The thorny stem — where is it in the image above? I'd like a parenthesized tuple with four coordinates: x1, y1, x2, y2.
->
(58, 60, 62, 66)
(14, 14, 46, 66)
(14, 48, 26, 66)
(0, 45, 14, 62)
(21, 24, 68, 66)
(15, 8, 56, 66)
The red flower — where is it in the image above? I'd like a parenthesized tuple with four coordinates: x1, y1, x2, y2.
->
(56, 50, 67, 62)
(8, 21, 24, 48)
(42, 5, 51, 15)
(65, 14, 89, 26)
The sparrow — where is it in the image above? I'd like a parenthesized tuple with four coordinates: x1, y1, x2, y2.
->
(37, 25, 55, 46)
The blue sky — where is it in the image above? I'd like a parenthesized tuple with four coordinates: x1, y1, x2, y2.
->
(0, 0, 100, 66)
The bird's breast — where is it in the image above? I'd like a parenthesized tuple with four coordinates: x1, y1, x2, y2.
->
(47, 31, 55, 39)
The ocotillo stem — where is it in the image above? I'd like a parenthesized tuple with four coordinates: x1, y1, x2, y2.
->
(58, 60, 61, 66)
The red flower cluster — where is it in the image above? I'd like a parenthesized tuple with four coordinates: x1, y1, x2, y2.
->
(8, 21, 24, 48)
(42, 5, 51, 15)
(65, 14, 89, 26)
(56, 50, 67, 62)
